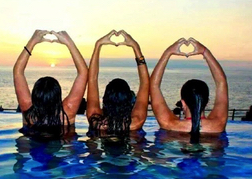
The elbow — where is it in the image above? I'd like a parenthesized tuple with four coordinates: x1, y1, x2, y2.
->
(130, 114, 147, 131)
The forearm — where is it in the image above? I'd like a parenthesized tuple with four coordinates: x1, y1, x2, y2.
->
(13, 40, 36, 76)
(135, 61, 150, 118)
(204, 49, 227, 86)
(87, 43, 102, 118)
(130, 45, 150, 130)
(67, 42, 88, 76)
(88, 43, 101, 94)
(132, 44, 149, 85)
(13, 41, 35, 112)
(204, 48, 228, 120)
(150, 49, 172, 89)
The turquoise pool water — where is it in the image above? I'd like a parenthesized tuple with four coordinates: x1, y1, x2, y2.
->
(0, 112, 252, 178)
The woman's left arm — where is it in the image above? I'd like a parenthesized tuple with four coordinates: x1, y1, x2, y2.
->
(13, 30, 51, 113)
(150, 38, 187, 130)
(118, 30, 150, 130)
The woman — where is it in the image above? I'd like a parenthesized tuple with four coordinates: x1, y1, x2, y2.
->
(150, 37, 228, 143)
(13, 30, 88, 137)
(87, 30, 149, 137)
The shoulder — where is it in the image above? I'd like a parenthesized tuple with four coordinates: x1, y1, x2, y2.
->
(201, 117, 227, 133)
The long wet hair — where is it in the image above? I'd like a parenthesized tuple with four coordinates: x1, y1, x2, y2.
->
(100, 78, 135, 136)
(24, 76, 69, 137)
(181, 79, 209, 144)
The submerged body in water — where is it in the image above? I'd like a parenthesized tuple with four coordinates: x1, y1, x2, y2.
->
(3, 113, 252, 178)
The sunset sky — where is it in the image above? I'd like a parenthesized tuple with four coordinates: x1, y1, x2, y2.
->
(0, 0, 252, 66)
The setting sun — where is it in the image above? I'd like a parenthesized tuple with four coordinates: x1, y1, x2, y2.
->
(50, 63, 55, 67)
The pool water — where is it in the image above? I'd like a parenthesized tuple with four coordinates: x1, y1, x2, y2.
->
(0, 112, 252, 178)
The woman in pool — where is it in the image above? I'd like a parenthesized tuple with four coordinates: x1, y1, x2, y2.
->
(87, 30, 149, 137)
(150, 37, 228, 143)
(13, 30, 88, 137)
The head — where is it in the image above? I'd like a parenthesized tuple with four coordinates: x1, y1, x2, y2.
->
(32, 76, 62, 113)
(102, 78, 135, 135)
(24, 76, 69, 137)
(181, 79, 209, 143)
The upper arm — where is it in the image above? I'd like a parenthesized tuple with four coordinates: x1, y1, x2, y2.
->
(13, 71, 32, 112)
(86, 79, 102, 119)
(63, 73, 88, 119)
(150, 84, 178, 130)
(208, 80, 229, 129)
(130, 88, 149, 130)
(130, 63, 150, 130)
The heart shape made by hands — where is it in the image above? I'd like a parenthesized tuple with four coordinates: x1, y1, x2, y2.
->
(110, 33, 125, 44)
(179, 42, 195, 55)
(44, 34, 58, 41)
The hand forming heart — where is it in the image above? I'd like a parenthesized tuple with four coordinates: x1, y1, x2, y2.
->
(110, 33, 125, 45)
(43, 33, 58, 42)
(97, 30, 138, 47)
(171, 37, 206, 57)
(32, 30, 73, 46)
(179, 41, 194, 55)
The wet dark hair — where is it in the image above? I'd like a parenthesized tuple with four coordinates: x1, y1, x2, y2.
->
(24, 76, 69, 137)
(181, 79, 209, 144)
(101, 78, 135, 136)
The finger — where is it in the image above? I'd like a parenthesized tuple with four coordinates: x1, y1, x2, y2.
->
(40, 30, 50, 36)
(187, 51, 197, 56)
(188, 37, 197, 43)
(117, 42, 127, 46)
(178, 39, 188, 46)
(51, 30, 58, 36)
(52, 39, 60, 43)
(177, 51, 187, 56)
(184, 40, 190, 46)
(42, 38, 52, 43)
(178, 38, 186, 43)
(108, 40, 117, 46)
(176, 39, 187, 51)
(118, 30, 127, 38)
(188, 39, 197, 48)
(51, 31, 61, 39)
(109, 30, 116, 36)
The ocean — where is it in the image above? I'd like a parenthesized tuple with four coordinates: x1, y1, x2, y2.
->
(0, 59, 252, 114)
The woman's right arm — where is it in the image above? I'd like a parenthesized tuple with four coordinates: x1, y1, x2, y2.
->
(86, 30, 117, 119)
(51, 31, 88, 121)
(150, 38, 188, 130)
(188, 38, 229, 131)
(13, 30, 51, 112)
(117, 30, 150, 130)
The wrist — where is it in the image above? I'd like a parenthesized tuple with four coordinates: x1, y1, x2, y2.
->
(95, 41, 103, 48)
(135, 55, 146, 66)
(26, 39, 36, 49)
(132, 42, 140, 50)
(164, 48, 173, 58)
(202, 48, 210, 58)
(65, 41, 76, 49)
(25, 41, 36, 55)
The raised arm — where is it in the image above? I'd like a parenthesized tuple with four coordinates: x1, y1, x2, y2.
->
(188, 38, 228, 130)
(117, 30, 150, 130)
(150, 38, 188, 130)
(51, 31, 88, 121)
(13, 30, 51, 112)
(86, 30, 117, 119)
